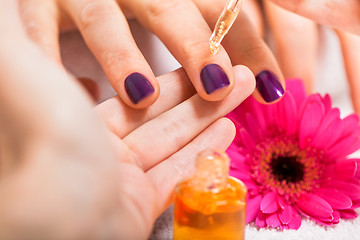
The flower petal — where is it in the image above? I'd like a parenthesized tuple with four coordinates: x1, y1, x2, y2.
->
(278, 204, 292, 224)
(280, 225, 290, 230)
(339, 209, 358, 219)
(276, 195, 288, 209)
(246, 195, 262, 223)
(238, 128, 256, 151)
(321, 180, 360, 200)
(234, 96, 269, 132)
(351, 199, 360, 209)
(256, 210, 267, 228)
(339, 114, 360, 137)
(321, 94, 332, 113)
(313, 188, 352, 209)
(299, 94, 325, 148)
(327, 114, 360, 158)
(287, 207, 301, 230)
(296, 193, 333, 219)
(244, 113, 262, 140)
(311, 218, 336, 226)
(355, 158, 360, 179)
(311, 108, 343, 149)
(260, 192, 279, 214)
(285, 79, 307, 108)
(227, 148, 248, 170)
(323, 160, 357, 180)
(327, 129, 360, 159)
(332, 210, 340, 224)
(230, 169, 252, 181)
(275, 91, 297, 135)
(266, 213, 281, 228)
(242, 180, 258, 191)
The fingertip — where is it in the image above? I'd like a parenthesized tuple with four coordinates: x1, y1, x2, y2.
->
(198, 63, 235, 102)
(122, 73, 160, 109)
(218, 117, 236, 145)
(233, 65, 256, 96)
(254, 70, 286, 104)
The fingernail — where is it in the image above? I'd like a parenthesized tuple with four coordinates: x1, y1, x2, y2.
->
(200, 64, 230, 94)
(124, 73, 154, 104)
(256, 70, 285, 103)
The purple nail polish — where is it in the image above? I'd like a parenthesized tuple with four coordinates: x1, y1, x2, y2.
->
(124, 73, 154, 104)
(256, 70, 285, 103)
(200, 64, 230, 94)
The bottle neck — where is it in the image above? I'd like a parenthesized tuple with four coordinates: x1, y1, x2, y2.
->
(191, 149, 230, 192)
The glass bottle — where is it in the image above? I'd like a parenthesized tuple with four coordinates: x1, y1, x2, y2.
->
(173, 149, 247, 240)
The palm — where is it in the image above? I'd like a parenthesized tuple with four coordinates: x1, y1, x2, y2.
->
(96, 66, 255, 237)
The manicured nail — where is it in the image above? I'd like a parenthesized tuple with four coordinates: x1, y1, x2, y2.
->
(200, 64, 230, 94)
(124, 73, 154, 104)
(256, 70, 285, 103)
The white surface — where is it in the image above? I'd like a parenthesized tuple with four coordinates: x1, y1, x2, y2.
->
(60, 20, 360, 240)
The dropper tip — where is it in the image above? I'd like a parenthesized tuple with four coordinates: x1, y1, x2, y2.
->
(209, 41, 220, 55)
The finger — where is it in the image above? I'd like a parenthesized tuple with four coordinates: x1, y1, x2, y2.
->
(61, 0, 159, 108)
(193, 0, 285, 103)
(123, 0, 235, 101)
(147, 117, 236, 216)
(269, 0, 360, 35)
(19, 0, 61, 63)
(336, 30, 360, 114)
(96, 68, 196, 138)
(243, 0, 265, 37)
(0, 15, 101, 142)
(264, 0, 318, 94)
(123, 65, 254, 171)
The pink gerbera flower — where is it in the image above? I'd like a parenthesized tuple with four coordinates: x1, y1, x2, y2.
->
(227, 79, 360, 230)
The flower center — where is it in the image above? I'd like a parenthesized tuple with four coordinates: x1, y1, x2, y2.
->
(270, 155, 304, 183)
(250, 136, 323, 201)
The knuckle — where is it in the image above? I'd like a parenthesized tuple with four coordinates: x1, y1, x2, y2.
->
(243, 38, 269, 58)
(79, 0, 117, 30)
(181, 38, 210, 60)
(101, 50, 129, 70)
(145, 0, 188, 20)
(25, 21, 42, 39)
(160, 115, 185, 150)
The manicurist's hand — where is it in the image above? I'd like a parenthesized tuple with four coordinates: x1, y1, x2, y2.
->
(0, 1, 256, 239)
(19, 0, 286, 107)
(269, 0, 360, 35)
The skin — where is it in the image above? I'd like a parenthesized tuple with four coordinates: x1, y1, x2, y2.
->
(244, 0, 360, 113)
(1, 0, 360, 239)
(0, 1, 256, 238)
(18, 0, 286, 108)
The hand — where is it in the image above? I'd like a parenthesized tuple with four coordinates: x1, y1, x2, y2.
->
(269, 0, 360, 35)
(237, 0, 360, 114)
(0, 2, 255, 238)
(266, 0, 360, 114)
(19, 0, 286, 107)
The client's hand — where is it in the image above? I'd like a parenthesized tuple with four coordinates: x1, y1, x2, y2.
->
(0, 1, 255, 238)
(96, 65, 254, 238)
(230, 0, 360, 114)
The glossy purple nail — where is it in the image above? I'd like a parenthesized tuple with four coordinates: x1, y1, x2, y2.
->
(124, 73, 154, 104)
(200, 64, 230, 94)
(256, 70, 285, 103)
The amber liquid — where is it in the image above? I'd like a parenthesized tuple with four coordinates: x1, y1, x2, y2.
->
(209, 9, 238, 54)
(173, 177, 246, 240)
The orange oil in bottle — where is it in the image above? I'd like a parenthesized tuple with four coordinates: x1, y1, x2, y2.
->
(173, 150, 247, 240)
